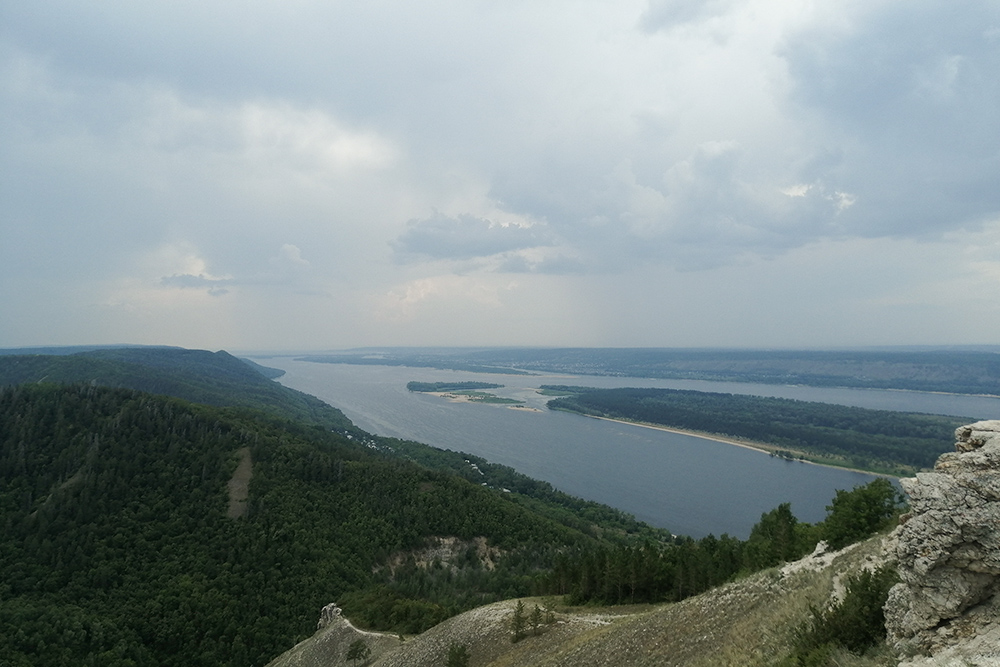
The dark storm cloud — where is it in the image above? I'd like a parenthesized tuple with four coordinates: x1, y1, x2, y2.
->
(4, 1, 1000, 349)
(781, 0, 1000, 236)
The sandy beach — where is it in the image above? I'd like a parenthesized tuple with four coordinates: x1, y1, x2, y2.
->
(581, 414, 890, 477)
(427, 391, 541, 411)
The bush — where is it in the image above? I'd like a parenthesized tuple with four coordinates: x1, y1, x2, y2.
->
(780, 564, 899, 665)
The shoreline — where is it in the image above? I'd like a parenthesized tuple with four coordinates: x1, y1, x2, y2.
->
(579, 413, 897, 478)
(426, 391, 541, 412)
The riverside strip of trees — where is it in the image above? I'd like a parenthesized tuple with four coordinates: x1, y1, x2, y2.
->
(545, 386, 965, 475)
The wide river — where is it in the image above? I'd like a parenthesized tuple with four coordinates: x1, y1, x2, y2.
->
(261, 358, 1000, 539)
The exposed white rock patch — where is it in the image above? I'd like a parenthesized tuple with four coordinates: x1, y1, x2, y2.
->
(885, 420, 1000, 663)
(226, 447, 253, 519)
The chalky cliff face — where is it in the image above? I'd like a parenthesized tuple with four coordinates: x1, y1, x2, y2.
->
(885, 420, 1000, 661)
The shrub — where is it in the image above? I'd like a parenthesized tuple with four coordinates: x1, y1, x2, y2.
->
(780, 564, 899, 665)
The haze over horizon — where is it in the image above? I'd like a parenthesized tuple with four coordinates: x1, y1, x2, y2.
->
(3, 1, 1000, 351)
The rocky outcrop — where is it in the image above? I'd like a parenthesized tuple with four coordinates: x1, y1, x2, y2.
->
(885, 420, 1000, 662)
(266, 604, 402, 667)
(318, 602, 343, 629)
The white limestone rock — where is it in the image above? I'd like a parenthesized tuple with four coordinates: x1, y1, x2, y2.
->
(885, 420, 1000, 659)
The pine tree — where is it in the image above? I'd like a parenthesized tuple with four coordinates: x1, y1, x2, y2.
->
(446, 641, 470, 667)
(347, 639, 370, 665)
(530, 604, 543, 636)
(510, 600, 526, 643)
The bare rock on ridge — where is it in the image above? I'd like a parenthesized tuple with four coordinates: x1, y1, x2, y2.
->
(885, 420, 1000, 661)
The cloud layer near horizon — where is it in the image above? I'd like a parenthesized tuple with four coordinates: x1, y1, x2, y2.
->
(3, 1, 1000, 350)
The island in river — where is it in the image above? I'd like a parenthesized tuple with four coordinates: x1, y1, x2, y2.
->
(407, 380, 535, 409)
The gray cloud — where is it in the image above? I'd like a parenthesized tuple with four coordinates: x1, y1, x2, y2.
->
(4, 1, 1000, 349)
(392, 213, 550, 263)
(639, 0, 736, 32)
(780, 0, 1000, 236)
(160, 274, 232, 296)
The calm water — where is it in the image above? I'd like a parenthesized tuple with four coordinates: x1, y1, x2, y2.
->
(261, 358, 1000, 539)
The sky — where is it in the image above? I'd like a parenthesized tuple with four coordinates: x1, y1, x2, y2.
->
(2, 1, 1000, 351)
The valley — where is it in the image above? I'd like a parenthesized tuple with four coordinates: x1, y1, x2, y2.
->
(1, 345, 997, 666)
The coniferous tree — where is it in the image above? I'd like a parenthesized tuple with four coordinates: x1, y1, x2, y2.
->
(510, 600, 526, 643)
(530, 604, 543, 636)
(346, 639, 370, 665)
(446, 641, 470, 667)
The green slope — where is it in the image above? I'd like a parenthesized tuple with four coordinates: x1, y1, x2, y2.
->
(0, 384, 627, 666)
(0, 349, 678, 666)
(0, 348, 660, 537)
(0, 348, 354, 432)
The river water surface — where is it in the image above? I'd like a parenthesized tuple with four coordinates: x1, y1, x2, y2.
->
(261, 358, 1000, 539)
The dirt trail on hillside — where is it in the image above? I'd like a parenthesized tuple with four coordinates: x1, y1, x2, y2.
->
(227, 447, 252, 519)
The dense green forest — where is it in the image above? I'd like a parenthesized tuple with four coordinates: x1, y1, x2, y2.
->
(0, 349, 354, 432)
(0, 383, 636, 666)
(0, 350, 648, 536)
(406, 381, 503, 392)
(0, 349, 677, 666)
(545, 386, 965, 475)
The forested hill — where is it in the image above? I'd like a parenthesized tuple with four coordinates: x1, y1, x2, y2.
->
(0, 349, 653, 534)
(0, 383, 655, 666)
(0, 348, 353, 432)
(0, 349, 676, 665)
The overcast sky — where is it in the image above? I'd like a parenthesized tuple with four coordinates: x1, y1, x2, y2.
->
(2, 1, 1000, 351)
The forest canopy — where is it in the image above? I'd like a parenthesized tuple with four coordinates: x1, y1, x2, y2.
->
(544, 386, 965, 475)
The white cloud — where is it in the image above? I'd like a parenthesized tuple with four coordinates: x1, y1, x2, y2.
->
(782, 184, 811, 198)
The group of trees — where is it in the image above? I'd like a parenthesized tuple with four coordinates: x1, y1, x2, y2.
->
(538, 479, 904, 607)
(0, 348, 358, 433)
(406, 381, 502, 393)
(546, 386, 963, 474)
(779, 564, 900, 665)
(0, 383, 635, 665)
(509, 600, 553, 643)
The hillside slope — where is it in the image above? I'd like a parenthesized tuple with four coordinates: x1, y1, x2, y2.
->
(268, 535, 896, 667)
(0, 347, 355, 431)
(0, 383, 659, 666)
(268, 419, 1000, 667)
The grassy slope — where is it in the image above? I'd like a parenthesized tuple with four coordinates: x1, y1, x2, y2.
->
(267, 534, 898, 667)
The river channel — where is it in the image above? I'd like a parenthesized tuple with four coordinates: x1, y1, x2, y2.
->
(259, 358, 1000, 538)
